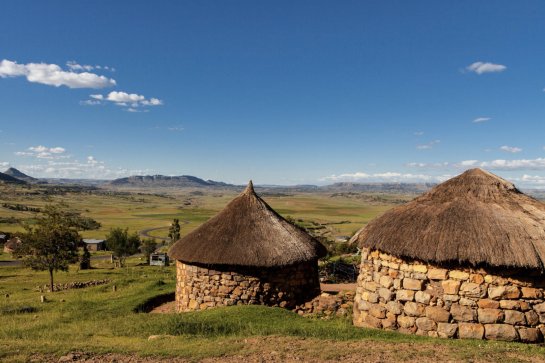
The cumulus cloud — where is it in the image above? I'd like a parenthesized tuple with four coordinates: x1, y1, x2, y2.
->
(66, 61, 115, 73)
(466, 61, 507, 75)
(473, 117, 491, 123)
(0, 59, 116, 88)
(83, 91, 163, 112)
(500, 145, 522, 153)
(321, 171, 452, 183)
(15, 145, 68, 160)
(409, 157, 545, 171)
(416, 140, 440, 150)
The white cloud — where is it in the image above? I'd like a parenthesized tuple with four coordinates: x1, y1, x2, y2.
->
(416, 140, 440, 150)
(167, 126, 184, 132)
(473, 117, 491, 123)
(466, 61, 507, 75)
(16, 145, 68, 160)
(84, 91, 163, 112)
(80, 100, 101, 106)
(413, 131, 424, 136)
(0, 59, 116, 89)
(0, 161, 9, 168)
(409, 158, 545, 171)
(321, 171, 452, 183)
(500, 145, 522, 153)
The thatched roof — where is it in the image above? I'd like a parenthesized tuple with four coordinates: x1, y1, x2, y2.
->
(168, 181, 327, 267)
(350, 168, 545, 271)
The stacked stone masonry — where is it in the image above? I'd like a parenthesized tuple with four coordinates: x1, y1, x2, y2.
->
(175, 261, 320, 312)
(354, 248, 545, 343)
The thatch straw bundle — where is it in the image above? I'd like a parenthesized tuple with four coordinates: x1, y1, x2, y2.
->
(350, 168, 545, 271)
(169, 181, 326, 267)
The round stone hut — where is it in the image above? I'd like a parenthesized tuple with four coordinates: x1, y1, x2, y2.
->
(168, 181, 326, 312)
(351, 168, 545, 343)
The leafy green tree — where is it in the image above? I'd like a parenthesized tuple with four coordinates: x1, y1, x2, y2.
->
(105, 228, 140, 267)
(79, 244, 91, 270)
(141, 238, 157, 264)
(15, 205, 84, 292)
(168, 218, 181, 243)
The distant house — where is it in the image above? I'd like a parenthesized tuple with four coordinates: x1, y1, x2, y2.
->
(3, 237, 21, 253)
(82, 239, 106, 251)
(150, 253, 169, 266)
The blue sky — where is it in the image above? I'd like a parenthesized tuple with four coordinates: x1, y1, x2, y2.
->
(1, 1, 545, 187)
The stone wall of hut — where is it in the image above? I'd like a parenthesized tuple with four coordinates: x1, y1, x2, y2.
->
(353, 247, 545, 343)
(175, 260, 320, 312)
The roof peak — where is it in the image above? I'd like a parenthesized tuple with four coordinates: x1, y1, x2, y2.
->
(243, 180, 255, 194)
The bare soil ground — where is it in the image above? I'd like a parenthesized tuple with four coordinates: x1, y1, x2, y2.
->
(31, 336, 545, 363)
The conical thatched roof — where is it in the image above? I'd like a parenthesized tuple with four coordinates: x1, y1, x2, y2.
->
(168, 181, 327, 267)
(350, 168, 545, 271)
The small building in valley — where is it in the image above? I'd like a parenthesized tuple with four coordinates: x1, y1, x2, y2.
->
(168, 181, 326, 312)
(82, 239, 106, 251)
(150, 253, 169, 266)
(351, 168, 545, 343)
(3, 237, 21, 253)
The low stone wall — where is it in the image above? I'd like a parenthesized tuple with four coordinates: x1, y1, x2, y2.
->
(354, 248, 545, 343)
(37, 279, 110, 293)
(175, 260, 320, 312)
(294, 290, 354, 318)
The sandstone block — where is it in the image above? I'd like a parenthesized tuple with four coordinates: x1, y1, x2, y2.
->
(415, 291, 431, 304)
(449, 270, 469, 281)
(437, 323, 458, 338)
(364, 314, 383, 329)
(499, 300, 519, 310)
(460, 282, 486, 298)
(458, 323, 484, 339)
(533, 302, 545, 313)
(443, 294, 460, 302)
(361, 291, 379, 303)
(477, 309, 503, 324)
(396, 289, 415, 302)
(397, 315, 416, 328)
(404, 301, 425, 317)
(413, 264, 428, 273)
(477, 299, 499, 309)
(428, 268, 448, 280)
(441, 280, 461, 295)
(416, 317, 436, 332)
(488, 286, 520, 300)
(403, 278, 423, 291)
(525, 310, 539, 326)
(363, 281, 378, 292)
(484, 324, 518, 341)
(386, 301, 403, 315)
(518, 327, 543, 343)
(519, 301, 531, 311)
(469, 274, 484, 284)
(378, 287, 393, 302)
(379, 275, 394, 288)
(425, 306, 450, 323)
(451, 304, 476, 322)
(504, 310, 526, 325)
(521, 287, 542, 299)
(459, 297, 477, 307)
(369, 304, 387, 319)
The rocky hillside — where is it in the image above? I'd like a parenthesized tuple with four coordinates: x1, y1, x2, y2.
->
(108, 175, 234, 188)
(4, 167, 41, 184)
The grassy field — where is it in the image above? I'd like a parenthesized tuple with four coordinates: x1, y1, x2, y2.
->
(1, 259, 545, 362)
(0, 184, 396, 241)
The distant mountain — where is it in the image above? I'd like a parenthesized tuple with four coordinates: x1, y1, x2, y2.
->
(321, 182, 434, 194)
(108, 175, 236, 188)
(4, 167, 41, 184)
(0, 171, 27, 185)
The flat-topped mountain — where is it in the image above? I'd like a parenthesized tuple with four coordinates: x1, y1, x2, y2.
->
(4, 167, 41, 184)
(108, 175, 235, 188)
(322, 182, 434, 194)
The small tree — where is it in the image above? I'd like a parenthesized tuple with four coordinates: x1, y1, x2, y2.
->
(168, 218, 181, 243)
(105, 228, 140, 267)
(15, 205, 83, 292)
(141, 238, 157, 264)
(79, 244, 91, 270)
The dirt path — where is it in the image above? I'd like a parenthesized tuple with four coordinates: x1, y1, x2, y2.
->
(33, 336, 545, 362)
(139, 220, 190, 242)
